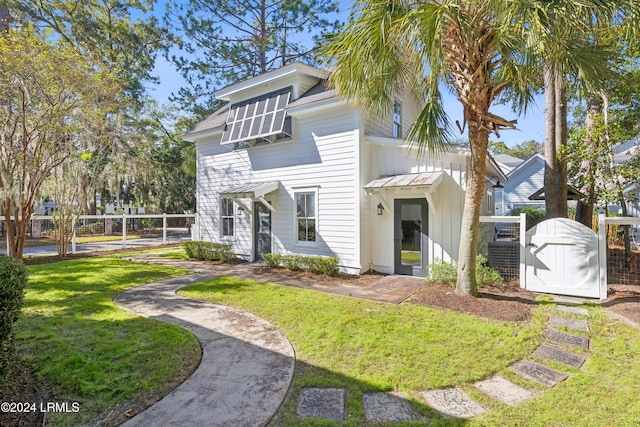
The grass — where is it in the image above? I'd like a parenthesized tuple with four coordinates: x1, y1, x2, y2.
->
(179, 276, 545, 425)
(16, 257, 201, 426)
(0, 235, 142, 249)
(180, 277, 640, 426)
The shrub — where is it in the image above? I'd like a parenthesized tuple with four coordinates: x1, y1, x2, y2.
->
(282, 254, 304, 271)
(309, 256, 339, 276)
(263, 253, 282, 268)
(510, 206, 546, 230)
(0, 255, 28, 385)
(262, 253, 339, 277)
(426, 255, 503, 288)
(183, 241, 234, 262)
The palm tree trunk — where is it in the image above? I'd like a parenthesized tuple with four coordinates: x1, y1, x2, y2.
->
(456, 121, 490, 296)
(575, 96, 602, 228)
(544, 65, 568, 218)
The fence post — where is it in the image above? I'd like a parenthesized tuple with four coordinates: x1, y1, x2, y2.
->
(162, 213, 167, 245)
(71, 218, 77, 255)
(519, 213, 526, 289)
(598, 214, 607, 299)
(122, 213, 127, 249)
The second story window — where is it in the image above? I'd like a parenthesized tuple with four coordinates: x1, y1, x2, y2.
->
(393, 101, 402, 138)
(393, 100, 402, 138)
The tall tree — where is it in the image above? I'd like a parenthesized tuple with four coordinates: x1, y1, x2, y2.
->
(490, 140, 543, 159)
(164, 0, 341, 116)
(6, 0, 165, 100)
(322, 0, 536, 296)
(0, 29, 122, 258)
(522, 0, 637, 219)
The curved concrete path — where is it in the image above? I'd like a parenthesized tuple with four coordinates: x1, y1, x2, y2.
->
(114, 272, 295, 427)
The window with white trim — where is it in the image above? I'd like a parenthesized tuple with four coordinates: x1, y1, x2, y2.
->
(393, 100, 402, 138)
(221, 197, 235, 238)
(295, 191, 316, 243)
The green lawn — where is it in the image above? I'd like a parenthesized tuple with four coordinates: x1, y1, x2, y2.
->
(180, 277, 640, 426)
(16, 257, 200, 426)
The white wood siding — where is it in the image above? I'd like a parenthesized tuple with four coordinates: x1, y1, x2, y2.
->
(196, 106, 361, 272)
(364, 94, 421, 138)
(362, 141, 467, 274)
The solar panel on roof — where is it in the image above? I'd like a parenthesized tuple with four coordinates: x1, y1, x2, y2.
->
(220, 86, 292, 145)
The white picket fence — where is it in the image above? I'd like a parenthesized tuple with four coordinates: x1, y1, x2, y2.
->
(2, 213, 196, 254)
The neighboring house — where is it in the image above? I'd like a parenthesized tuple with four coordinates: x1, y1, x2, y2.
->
(493, 153, 545, 215)
(184, 63, 505, 276)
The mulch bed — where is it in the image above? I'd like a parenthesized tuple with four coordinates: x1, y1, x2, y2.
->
(408, 281, 539, 322)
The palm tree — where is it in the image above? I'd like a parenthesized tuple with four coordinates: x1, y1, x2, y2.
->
(320, 0, 533, 296)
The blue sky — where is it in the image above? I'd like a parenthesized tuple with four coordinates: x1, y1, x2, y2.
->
(147, 0, 545, 147)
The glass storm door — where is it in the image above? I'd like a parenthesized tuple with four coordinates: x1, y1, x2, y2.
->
(254, 202, 272, 261)
(394, 199, 428, 276)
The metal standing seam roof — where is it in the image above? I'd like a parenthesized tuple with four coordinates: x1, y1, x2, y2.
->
(364, 172, 444, 191)
(220, 181, 280, 199)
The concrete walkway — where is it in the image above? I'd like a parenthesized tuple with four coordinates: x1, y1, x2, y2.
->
(114, 271, 295, 426)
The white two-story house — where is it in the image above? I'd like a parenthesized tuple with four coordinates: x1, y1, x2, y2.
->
(184, 63, 504, 276)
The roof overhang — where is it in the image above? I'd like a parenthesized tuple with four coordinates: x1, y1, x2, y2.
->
(364, 172, 444, 214)
(220, 181, 280, 212)
(529, 185, 584, 201)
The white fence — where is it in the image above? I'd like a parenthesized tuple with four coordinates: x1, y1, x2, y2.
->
(2, 213, 195, 255)
(480, 214, 640, 299)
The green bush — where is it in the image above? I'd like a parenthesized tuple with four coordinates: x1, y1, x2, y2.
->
(0, 255, 28, 385)
(282, 254, 304, 271)
(263, 253, 339, 277)
(263, 253, 282, 268)
(183, 241, 234, 262)
(510, 206, 546, 230)
(426, 255, 503, 288)
(309, 256, 339, 276)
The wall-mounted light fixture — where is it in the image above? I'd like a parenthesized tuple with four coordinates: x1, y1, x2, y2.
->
(490, 176, 504, 189)
(377, 202, 384, 216)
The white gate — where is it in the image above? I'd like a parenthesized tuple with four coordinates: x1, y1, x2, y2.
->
(525, 218, 603, 299)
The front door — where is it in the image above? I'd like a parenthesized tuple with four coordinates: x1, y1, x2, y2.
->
(254, 202, 272, 261)
(394, 199, 429, 276)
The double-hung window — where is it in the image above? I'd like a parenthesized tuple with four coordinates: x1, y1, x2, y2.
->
(393, 100, 402, 138)
(221, 197, 235, 238)
(295, 191, 316, 243)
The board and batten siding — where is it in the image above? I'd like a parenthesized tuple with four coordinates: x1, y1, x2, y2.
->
(196, 106, 362, 273)
(362, 141, 467, 274)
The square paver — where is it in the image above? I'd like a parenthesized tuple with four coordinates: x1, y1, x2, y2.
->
(363, 392, 424, 422)
(296, 388, 345, 421)
(550, 316, 590, 332)
(557, 305, 590, 317)
(475, 376, 533, 405)
(545, 328, 590, 349)
(422, 388, 486, 419)
(509, 359, 569, 387)
(534, 344, 586, 368)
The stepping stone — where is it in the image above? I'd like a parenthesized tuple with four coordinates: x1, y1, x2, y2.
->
(296, 388, 345, 421)
(363, 392, 424, 422)
(557, 305, 590, 317)
(422, 388, 486, 419)
(509, 359, 569, 387)
(534, 344, 586, 369)
(550, 316, 590, 332)
(545, 328, 590, 349)
(474, 376, 533, 405)
(552, 296, 584, 306)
